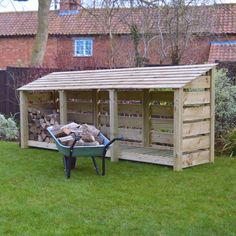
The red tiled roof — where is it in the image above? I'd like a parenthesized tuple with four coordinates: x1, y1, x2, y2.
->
(212, 4, 236, 34)
(208, 41, 236, 62)
(0, 9, 130, 36)
(0, 4, 236, 36)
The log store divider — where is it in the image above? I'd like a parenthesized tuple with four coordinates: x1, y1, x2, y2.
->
(18, 64, 216, 171)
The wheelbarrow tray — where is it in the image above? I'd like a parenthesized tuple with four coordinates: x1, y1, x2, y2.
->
(47, 126, 110, 157)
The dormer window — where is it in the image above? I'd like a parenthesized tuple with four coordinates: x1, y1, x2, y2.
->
(60, 0, 80, 11)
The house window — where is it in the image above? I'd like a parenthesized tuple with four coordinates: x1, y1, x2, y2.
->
(74, 39, 93, 57)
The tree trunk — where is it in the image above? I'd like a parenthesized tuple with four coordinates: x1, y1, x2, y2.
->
(30, 0, 51, 67)
(131, 24, 142, 67)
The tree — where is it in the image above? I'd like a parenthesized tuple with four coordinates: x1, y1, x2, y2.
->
(119, 0, 160, 66)
(30, 0, 52, 67)
(153, 0, 210, 65)
(120, 0, 210, 65)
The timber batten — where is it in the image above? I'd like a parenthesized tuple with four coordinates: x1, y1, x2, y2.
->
(18, 64, 216, 170)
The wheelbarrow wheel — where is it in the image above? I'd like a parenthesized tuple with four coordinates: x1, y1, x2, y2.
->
(63, 156, 71, 179)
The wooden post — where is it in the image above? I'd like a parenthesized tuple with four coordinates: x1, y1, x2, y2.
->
(20, 91, 28, 148)
(59, 90, 67, 125)
(142, 89, 150, 146)
(173, 88, 183, 171)
(92, 89, 100, 128)
(109, 89, 120, 162)
(209, 68, 215, 163)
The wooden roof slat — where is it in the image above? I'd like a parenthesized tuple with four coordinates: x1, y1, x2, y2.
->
(48, 70, 207, 78)
(37, 74, 203, 82)
(35, 77, 200, 84)
(19, 85, 182, 91)
(50, 63, 217, 75)
(23, 82, 187, 89)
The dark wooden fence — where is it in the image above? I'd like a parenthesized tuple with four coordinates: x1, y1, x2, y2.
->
(0, 70, 7, 115)
(0, 67, 60, 118)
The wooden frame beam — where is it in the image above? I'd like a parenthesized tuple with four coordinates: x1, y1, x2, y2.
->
(109, 89, 120, 162)
(20, 91, 28, 148)
(142, 89, 150, 146)
(59, 90, 67, 125)
(209, 68, 215, 163)
(92, 89, 100, 128)
(173, 88, 183, 171)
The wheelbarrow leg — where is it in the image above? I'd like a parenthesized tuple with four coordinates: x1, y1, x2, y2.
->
(91, 156, 100, 175)
(63, 156, 71, 179)
(70, 157, 76, 169)
(102, 155, 106, 176)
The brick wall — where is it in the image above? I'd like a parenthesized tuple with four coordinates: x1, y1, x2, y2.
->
(0, 35, 136, 69)
(0, 36, 33, 69)
(1, 34, 234, 70)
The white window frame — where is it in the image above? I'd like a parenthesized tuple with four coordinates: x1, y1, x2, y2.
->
(74, 38, 93, 57)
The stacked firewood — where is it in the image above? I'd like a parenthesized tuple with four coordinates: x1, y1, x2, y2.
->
(28, 108, 59, 142)
(51, 122, 103, 146)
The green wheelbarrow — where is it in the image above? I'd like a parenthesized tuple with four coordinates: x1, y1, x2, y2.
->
(47, 126, 123, 178)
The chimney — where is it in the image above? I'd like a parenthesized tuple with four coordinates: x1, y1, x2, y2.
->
(60, 0, 80, 11)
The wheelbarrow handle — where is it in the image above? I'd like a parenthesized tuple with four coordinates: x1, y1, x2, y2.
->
(102, 136, 124, 176)
(104, 137, 124, 150)
(69, 134, 81, 157)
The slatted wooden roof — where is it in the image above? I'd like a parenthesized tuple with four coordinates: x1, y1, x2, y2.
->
(18, 64, 217, 91)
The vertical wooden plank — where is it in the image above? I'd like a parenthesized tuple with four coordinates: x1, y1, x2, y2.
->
(142, 89, 150, 146)
(59, 90, 67, 125)
(209, 69, 215, 163)
(92, 89, 100, 127)
(109, 89, 120, 162)
(173, 88, 183, 171)
(20, 91, 28, 148)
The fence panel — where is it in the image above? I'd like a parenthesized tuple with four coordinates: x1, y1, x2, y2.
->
(0, 70, 7, 115)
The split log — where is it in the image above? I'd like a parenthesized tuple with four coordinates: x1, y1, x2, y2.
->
(41, 131, 47, 141)
(29, 133, 35, 140)
(81, 133, 95, 142)
(61, 122, 80, 130)
(38, 135, 43, 142)
(50, 125, 64, 137)
(75, 139, 85, 146)
(62, 127, 72, 136)
(83, 141, 100, 146)
(95, 136, 104, 145)
(81, 124, 100, 136)
(29, 125, 37, 134)
(45, 137, 50, 143)
(58, 135, 74, 146)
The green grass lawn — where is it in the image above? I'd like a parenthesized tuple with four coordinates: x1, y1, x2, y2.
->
(0, 142, 235, 236)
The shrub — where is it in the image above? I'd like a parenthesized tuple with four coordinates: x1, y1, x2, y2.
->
(219, 128, 236, 157)
(215, 69, 236, 136)
(0, 114, 19, 140)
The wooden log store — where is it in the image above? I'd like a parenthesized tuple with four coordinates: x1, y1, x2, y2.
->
(18, 64, 216, 171)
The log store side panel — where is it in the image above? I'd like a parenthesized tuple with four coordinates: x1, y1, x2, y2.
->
(181, 73, 214, 168)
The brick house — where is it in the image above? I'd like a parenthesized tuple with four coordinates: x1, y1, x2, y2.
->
(0, 1, 236, 69)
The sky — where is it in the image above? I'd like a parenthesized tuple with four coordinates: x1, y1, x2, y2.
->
(0, 0, 236, 12)
(0, 0, 38, 12)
